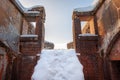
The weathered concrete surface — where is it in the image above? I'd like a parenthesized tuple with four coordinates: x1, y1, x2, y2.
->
(0, 1, 21, 52)
(44, 41, 54, 49)
(67, 42, 74, 49)
(109, 37, 120, 60)
(0, 0, 45, 80)
(73, 0, 120, 80)
(0, 48, 7, 80)
(0, 0, 22, 79)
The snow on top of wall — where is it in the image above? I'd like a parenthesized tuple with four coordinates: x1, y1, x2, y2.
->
(14, 0, 42, 14)
(15, 0, 28, 12)
(32, 49, 84, 80)
(27, 5, 44, 10)
(20, 34, 38, 37)
(74, 0, 99, 12)
(24, 11, 40, 15)
(79, 33, 98, 36)
(74, 6, 96, 12)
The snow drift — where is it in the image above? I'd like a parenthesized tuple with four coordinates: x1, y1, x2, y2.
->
(32, 49, 84, 80)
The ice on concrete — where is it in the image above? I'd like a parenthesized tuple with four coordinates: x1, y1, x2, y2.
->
(27, 5, 44, 11)
(32, 49, 84, 80)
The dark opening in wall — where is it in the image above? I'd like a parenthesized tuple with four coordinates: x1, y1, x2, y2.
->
(111, 61, 120, 80)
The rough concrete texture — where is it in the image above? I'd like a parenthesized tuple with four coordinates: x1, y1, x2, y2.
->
(73, 0, 120, 80)
(0, 0, 22, 79)
(44, 41, 54, 49)
(0, 0, 45, 80)
(67, 42, 74, 49)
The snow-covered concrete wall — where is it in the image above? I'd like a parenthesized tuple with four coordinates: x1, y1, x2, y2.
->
(0, 0, 39, 79)
(98, 3, 120, 77)
(82, 0, 120, 54)
(81, 0, 120, 79)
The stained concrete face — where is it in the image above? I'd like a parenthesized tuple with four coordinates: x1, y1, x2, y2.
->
(44, 41, 54, 49)
(109, 37, 120, 60)
(0, 0, 45, 80)
(0, 1, 22, 52)
(0, 47, 7, 80)
(0, 0, 22, 79)
(73, 0, 120, 80)
(95, 0, 120, 60)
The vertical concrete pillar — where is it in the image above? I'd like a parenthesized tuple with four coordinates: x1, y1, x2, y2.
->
(19, 36, 41, 80)
(73, 16, 81, 53)
(35, 16, 42, 36)
(93, 16, 99, 35)
(35, 16, 44, 50)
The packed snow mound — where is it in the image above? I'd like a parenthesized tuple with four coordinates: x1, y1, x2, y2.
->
(32, 49, 84, 80)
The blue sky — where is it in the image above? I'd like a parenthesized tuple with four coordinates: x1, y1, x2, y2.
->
(19, 0, 94, 49)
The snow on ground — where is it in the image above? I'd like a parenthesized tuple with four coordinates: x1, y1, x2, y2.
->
(32, 49, 84, 80)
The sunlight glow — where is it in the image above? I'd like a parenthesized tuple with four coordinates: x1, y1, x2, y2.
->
(54, 43, 67, 49)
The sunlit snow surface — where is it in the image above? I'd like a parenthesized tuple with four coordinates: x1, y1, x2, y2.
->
(32, 49, 84, 80)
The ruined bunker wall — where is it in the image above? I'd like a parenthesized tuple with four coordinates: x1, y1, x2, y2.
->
(95, 0, 120, 53)
(0, 0, 22, 51)
(0, 0, 45, 79)
(81, 1, 120, 79)
(0, 0, 34, 79)
(94, 0, 120, 79)
(0, 0, 22, 79)
(0, 47, 8, 80)
(82, 0, 120, 53)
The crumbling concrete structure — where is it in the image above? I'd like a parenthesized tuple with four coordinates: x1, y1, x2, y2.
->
(73, 0, 120, 80)
(44, 41, 54, 49)
(67, 42, 74, 49)
(0, 0, 45, 80)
